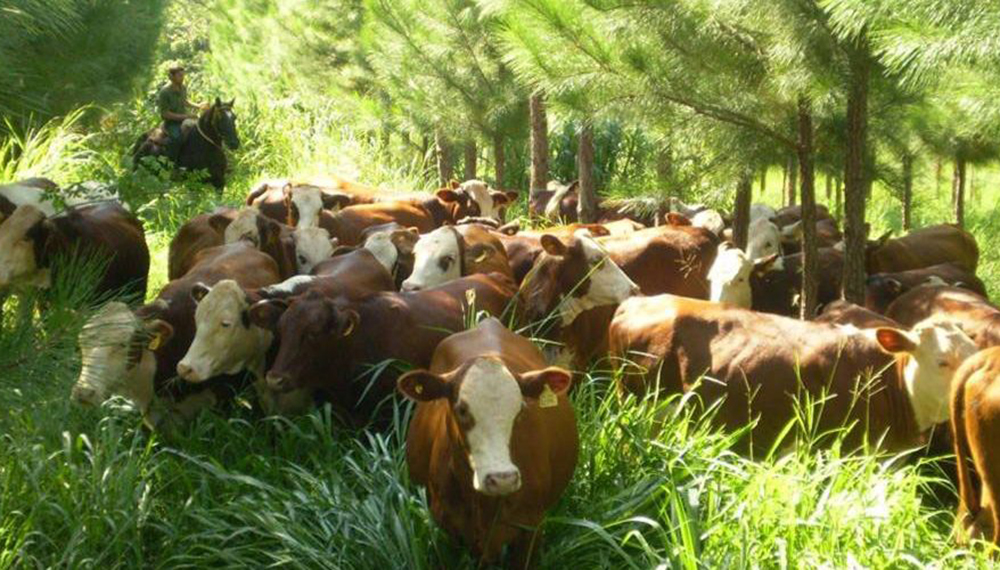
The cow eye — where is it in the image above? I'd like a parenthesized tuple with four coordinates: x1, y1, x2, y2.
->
(298, 255, 307, 264)
(442, 256, 454, 268)
(221, 321, 232, 328)
(938, 360, 949, 368)
(454, 401, 471, 422)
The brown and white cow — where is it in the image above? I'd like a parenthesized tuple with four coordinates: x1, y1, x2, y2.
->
(706, 243, 776, 308)
(247, 180, 363, 228)
(355, 222, 419, 288)
(0, 202, 148, 299)
(866, 224, 979, 274)
(222, 208, 337, 276)
(886, 285, 1000, 349)
(399, 318, 577, 567)
(248, 273, 517, 425)
(609, 294, 977, 455)
(950, 346, 1000, 547)
(865, 262, 987, 315)
(73, 243, 280, 423)
(401, 224, 512, 291)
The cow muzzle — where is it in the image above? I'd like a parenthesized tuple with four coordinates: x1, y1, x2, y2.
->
(400, 280, 421, 292)
(479, 468, 521, 496)
(265, 371, 293, 392)
(176, 361, 204, 383)
(71, 383, 101, 407)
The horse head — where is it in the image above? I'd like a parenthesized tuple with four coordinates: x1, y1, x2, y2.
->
(206, 97, 240, 150)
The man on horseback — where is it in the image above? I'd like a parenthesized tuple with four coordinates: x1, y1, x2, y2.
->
(157, 65, 205, 161)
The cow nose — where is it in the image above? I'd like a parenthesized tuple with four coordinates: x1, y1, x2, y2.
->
(266, 372, 290, 392)
(401, 281, 420, 292)
(483, 469, 521, 495)
(71, 384, 97, 406)
(176, 362, 197, 381)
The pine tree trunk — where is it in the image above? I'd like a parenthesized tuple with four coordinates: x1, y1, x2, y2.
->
(825, 174, 833, 201)
(835, 176, 843, 222)
(786, 154, 798, 207)
(577, 123, 598, 223)
(953, 157, 967, 228)
(781, 163, 788, 202)
(657, 145, 673, 195)
(493, 132, 505, 189)
(935, 159, 943, 196)
(797, 97, 818, 319)
(733, 170, 753, 250)
(969, 163, 976, 203)
(759, 167, 767, 197)
(529, 92, 549, 198)
(435, 132, 454, 185)
(842, 45, 871, 305)
(463, 141, 477, 181)
(902, 153, 913, 231)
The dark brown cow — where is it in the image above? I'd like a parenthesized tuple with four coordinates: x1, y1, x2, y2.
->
(815, 300, 902, 329)
(529, 181, 579, 221)
(771, 203, 834, 228)
(950, 346, 1000, 547)
(73, 242, 281, 423)
(248, 273, 517, 425)
(780, 217, 842, 255)
(751, 247, 843, 317)
(167, 207, 236, 279)
(399, 318, 577, 567)
(886, 285, 1000, 349)
(865, 262, 987, 314)
(402, 224, 513, 291)
(0, 201, 149, 299)
(609, 294, 977, 455)
(0, 177, 60, 219)
(867, 224, 979, 274)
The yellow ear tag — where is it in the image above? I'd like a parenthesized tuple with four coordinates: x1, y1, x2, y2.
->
(148, 334, 162, 351)
(414, 383, 424, 395)
(538, 384, 558, 408)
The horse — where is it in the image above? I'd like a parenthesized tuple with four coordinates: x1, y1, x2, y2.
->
(131, 98, 240, 190)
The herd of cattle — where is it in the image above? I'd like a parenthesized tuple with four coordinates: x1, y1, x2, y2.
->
(3, 174, 1000, 563)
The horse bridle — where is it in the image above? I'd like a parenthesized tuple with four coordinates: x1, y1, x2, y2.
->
(195, 108, 225, 151)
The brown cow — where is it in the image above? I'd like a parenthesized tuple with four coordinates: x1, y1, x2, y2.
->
(401, 224, 512, 291)
(771, 203, 834, 228)
(886, 285, 1000, 349)
(319, 191, 476, 246)
(780, 217, 842, 255)
(866, 262, 987, 314)
(167, 207, 236, 279)
(72, 243, 281, 424)
(0, 201, 149, 300)
(221, 208, 337, 277)
(248, 273, 517, 425)
(399, 318, 577, 567)
(247, 179, 370, 227)
(867, 224, 979, 274)
(609, 294, 977, 455)
(951, 346, 1000, 547)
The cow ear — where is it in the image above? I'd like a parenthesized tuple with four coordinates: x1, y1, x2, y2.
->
(490, 190, 512, 206)
(498, 221, 520, 236)
(874, 230, 892, 247)
(466, 243, 492, 264)
(886, 278, 902, 295)
(781, 221, 803, 242)
(247, 299, 288, 331)
(320, 192, 352, 210)
(450, 180, 460, 190)
(580, 224, 610, 237)
(281, 183, 294, 198)
(214, 96, 222, 107)
(875, 328, 918, 354)
(208, 213, 233, 234)
(145, 319, 174, 351)
(390, 228, 419, 253)
(398, 370, 452, 402)
(191, 282, 211, 303)
(338, 308, 359, 337)
(504, 191, 518, 203)
(540, 234, 567, 257)
(666, 212, 691, 226)
(436, 188, 460, 203)
(229, 98, 235, 107)
(753, 253, 781, 274)
(258, 215, 281, 245)
(520, 366, 573, 398)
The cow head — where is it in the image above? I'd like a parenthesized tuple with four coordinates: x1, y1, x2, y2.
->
(518, 230, 639, 327)
(708, 243, 754, 308)
(0, 204, 52, 288)
(873, 321, 977, 431)
(177, 280, 271, 382)
(401, 224, 505, 291)
(398, 357, 571, 496)
(249, 290, 358, 392)
(73, 301, 171, 411)
(746, 217, 783, 264)
(281, 184, 353, 228)
(224, 208, 273, 248)
(362, 225, 419, 278)
(436, 181, 480, 220)
(864, 274, 904, 314)
(748, 253, 790, 315)
(455, 179, 516, 221)
(293, 227, 337, 273)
